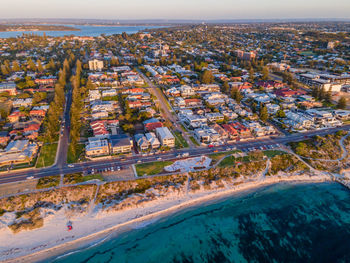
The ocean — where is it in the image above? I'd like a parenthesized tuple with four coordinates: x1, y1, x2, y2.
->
(0, 25, 167, 38)
(50, 182, 350, 263)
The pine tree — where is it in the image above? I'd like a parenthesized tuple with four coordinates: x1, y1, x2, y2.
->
(37, 60, 44, 72)
(262, 66, 269, 81)
(337, 96, 347, 109)
(222, 81, 229, 94)
(12, 61, 20, 72)
(259, 105, 268, 122)
(249, 67, 255, 83)
(201, 70, 214, 84)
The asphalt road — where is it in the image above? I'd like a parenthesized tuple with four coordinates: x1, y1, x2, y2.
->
(1, 124, 349, 185)
(137, 69, 195, 147)
(55, 86, 72, 168)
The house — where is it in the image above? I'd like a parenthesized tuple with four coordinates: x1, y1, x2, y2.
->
(89, 90, 101, 101)
(274, 88, 306, 98)
(184, 99, 202, 107)
(334, 110, 350, 120)
(179, 85, 195, 97)
(90, 100, 116, 112)
(92, 111, 109, 120)
(29, 109, 46, 118)
(0, 140, 38, 166)
(230, 122, 252, 139)
(194, 127, 220, 143)
(0, 82, 17, 95)
(285, 111, 314, 130)
(182, 114, 207, 129)
(166, 87, 181, 97)
(12, 98, 32, 108)
(8, 111, 25, 123)
(0, 131, 9, 146)
(86, 137, 110, 157)
(174, 97, 186, 107)
(34, 77, 57, 86)
(109, 134, 133, 154)
(211, 123, 229, 139)
(134, 134, 150, 151)
(23, 123, 41, 135)
(101, 89, 117, 97)
(91, 121, 109, 137)
(206, 113, 224, 122)
(266, 104, 280, 114)
(155, 127, 175, 148)
(145, 132, 160, 149)
(122, 88, 144, 95)
(222, 124, 239, 140)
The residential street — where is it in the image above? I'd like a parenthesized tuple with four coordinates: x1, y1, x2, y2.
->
(137, 69, 195, 147)
(1, 124, 349, 185)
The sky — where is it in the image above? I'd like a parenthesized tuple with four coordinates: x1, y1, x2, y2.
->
(0, 0, 350, 20)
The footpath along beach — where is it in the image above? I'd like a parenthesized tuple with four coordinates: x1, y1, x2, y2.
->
(0, 173, 329, 263)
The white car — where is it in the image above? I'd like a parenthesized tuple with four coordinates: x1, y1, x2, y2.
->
(68, 164, 74, 168)
(26, 176, 34, 180)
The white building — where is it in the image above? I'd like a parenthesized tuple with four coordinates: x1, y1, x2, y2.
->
(155, 127, 175, 148)
(89, 59, 104, 71)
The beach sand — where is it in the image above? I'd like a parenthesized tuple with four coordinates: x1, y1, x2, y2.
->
(0, 173, 330, 263)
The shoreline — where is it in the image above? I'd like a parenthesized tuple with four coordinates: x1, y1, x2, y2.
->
(1, 174, 331, 263)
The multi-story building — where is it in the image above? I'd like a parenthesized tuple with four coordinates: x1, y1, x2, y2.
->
(155, 127, 175, 148)
(89, 59, 104, 71)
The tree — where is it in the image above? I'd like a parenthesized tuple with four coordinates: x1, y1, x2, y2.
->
(230, 87, 243, 103)
(37, 60, 44, 72)
(259, 105, 268, 122)
(325, 88, 332, 104)
(222, 81, 229, 94)
(1, 65, 9, 75)
(337, 96, 347, 109)
(12, 61, 20, 72)
(276, 109, 286, 118)
(201, 70, 214, 84)
(27, 58, 37, 71)
(122, 32, 128, 40)
(249, 67, 255, 83)
(262, 66, 269, 81)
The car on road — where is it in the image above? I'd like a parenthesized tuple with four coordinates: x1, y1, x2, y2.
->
(157, 157, 162, 161)
(137, 160, 142, 163)
(26, 176, 34, 180)
(68, 164, 74, 168)
(208, 144, 214, 148)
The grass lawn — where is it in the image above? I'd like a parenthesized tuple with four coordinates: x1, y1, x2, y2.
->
(180, 124, 187, 133)
(263, 150, 286, 158)
(63, 173, 104, 184)
(173, 131, 189, 148)
(36, 175, 60, 189)
(36, 143, 58, 168)
(135, 161, 173, 176)
(209, 150, 240, 165)
(189, 136, 200, 146)
(67, 143, 85, 164)
(218, 156, 236, 168)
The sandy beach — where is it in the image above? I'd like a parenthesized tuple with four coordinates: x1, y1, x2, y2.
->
(0, 173, 330, 263)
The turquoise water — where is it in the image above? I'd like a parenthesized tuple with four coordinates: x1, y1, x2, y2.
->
(0, 25, 166, 38)
(51, 182, 350, 263)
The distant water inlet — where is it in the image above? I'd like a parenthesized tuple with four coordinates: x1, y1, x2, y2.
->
(0, 25, 167, 38)
(52, 182, 350, 263)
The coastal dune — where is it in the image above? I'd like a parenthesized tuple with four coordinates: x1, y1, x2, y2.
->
(0, 173, 329, 263)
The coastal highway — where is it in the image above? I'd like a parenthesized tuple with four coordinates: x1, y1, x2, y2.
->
(0, 124, 349, 185)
